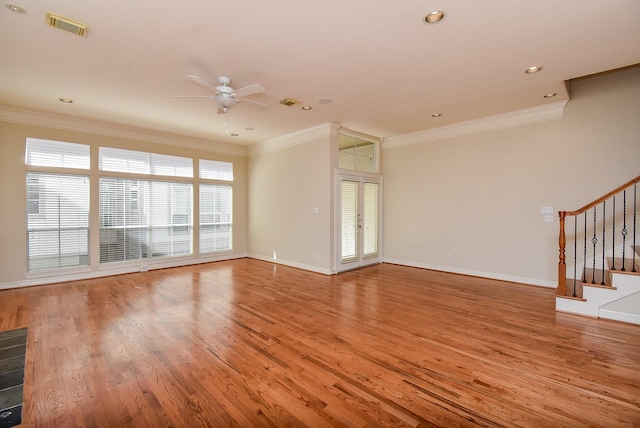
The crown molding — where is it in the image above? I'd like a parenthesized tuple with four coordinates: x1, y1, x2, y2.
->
(0, 104, 247, 156)
(248, 122, 340, 156)
(383, 101, 568, 149)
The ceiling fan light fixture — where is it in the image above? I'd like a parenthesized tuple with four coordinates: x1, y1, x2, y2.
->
(424, 10, 445, 24)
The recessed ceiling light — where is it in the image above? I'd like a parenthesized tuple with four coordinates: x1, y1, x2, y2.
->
(432, 113, 442, 117)
(230, 133, 239, 137)
(6, 3, 26, 14)
(525, 66, 543, 74)
(301, 105, 312, 110)
(543, 93, 557, 98)
(424, 10, 445, 24)
(58, 98, 73, 103)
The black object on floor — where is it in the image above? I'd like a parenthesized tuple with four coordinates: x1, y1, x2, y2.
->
(0, 327, 27, 428)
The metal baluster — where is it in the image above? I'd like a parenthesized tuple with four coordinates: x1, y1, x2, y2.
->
(612, 195, 616, 270)
(622, 190, 627, 271)
(601, 201, 606, 285)
(582, 213, 587, 283)
(573, 215, 578, 297)
(592, 208, 597, 284)
(633, 184, 637, 273)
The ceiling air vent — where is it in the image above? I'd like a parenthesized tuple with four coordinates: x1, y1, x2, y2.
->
(279, 97, 300, 107)
(46, 11, 90, 37)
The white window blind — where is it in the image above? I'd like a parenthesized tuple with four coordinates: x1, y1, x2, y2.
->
(26, 172, 90, 271)
(363, 182, 379, 258)
(341, 180, 358, 262)
(26, 138, 90, 169)
(199, 184, 232, 253)
(99, 178, 192, 263)
(99, 147, 193, 177)
(200, 159, 233, 181)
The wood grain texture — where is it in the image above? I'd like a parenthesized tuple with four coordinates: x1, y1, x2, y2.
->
(1, 259, 639, 427)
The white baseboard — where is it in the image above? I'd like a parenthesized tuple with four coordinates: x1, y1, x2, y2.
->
(0, 253, 249, 290)
(382, 258, 557, 288)
(247, 254, 333, 275)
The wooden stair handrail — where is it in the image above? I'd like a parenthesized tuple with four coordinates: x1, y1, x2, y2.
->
(557, 173, 640, 296)
(564, 174, 640, 216)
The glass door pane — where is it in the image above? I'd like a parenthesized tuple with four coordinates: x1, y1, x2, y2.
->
(341, 180, 358, 263)
(363, 182, 378, 258)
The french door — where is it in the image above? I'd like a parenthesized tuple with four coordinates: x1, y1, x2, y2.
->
(337, 174, 381, 272)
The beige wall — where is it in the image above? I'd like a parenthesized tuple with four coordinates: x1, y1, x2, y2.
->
(382, 66, 640, 286)
(0, 121, 248, 287)
(248, 134, 333, 273)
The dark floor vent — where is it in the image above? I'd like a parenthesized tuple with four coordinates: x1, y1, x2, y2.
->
(0, 327, 27, 428)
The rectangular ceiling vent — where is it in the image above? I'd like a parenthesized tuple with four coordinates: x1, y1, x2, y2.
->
(279, 97, 300, 107)
(46, 11, 90, 37)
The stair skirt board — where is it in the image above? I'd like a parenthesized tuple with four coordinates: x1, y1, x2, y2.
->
(599, 291, 640, 325)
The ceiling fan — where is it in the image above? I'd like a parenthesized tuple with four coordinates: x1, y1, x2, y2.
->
(173, 75, 270, 114)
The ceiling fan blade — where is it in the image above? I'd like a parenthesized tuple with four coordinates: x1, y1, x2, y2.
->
(186, 75, 218, 93)
(171, 95, 216, 99)
(238, 97, 270, 109)
(233, 83, 265, 98)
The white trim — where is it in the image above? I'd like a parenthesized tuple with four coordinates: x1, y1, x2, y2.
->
(1, 253, 248, 290)
(248, 253, 333, 275)
(0, 104, 246, 156)
(382, 258, 557, 288)
(248, 122, 339, 156)
(383, 101, 568, 149)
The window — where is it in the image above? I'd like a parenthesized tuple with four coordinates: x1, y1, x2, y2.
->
(25, 139, 90, 272)
(338, 132, 378, 173)
(99, 147, 193, 177)
(99, 178, 192, 263)
(25, 138, 235, 274)
(200, 184, 232, 253)
(99, 148, 194, 263)
(26, 138, 90, 170)
(200, 159, 233, 181)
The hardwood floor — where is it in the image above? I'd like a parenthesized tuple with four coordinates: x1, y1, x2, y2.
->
(1, 259, 639, 427)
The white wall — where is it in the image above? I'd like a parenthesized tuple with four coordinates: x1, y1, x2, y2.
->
(382, 66, 640, 287)
(248, 126, 335, 274)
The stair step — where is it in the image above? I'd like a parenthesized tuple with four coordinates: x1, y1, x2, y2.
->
(608, 257, 640, 274)
(581, 268, 612, 286)
(559, 268, 615, 300)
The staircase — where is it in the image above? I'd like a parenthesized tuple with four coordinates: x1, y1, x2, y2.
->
(556, 248, 640, 324)
(555, 175, 640, 324)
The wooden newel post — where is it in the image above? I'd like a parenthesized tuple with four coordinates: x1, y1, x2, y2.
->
(557, 211, 567, 296)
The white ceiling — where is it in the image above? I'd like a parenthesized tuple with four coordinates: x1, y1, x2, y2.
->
(1, 0, 639, 147)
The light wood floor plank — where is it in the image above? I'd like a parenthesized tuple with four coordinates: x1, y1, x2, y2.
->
(1, 259, 639, 427)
